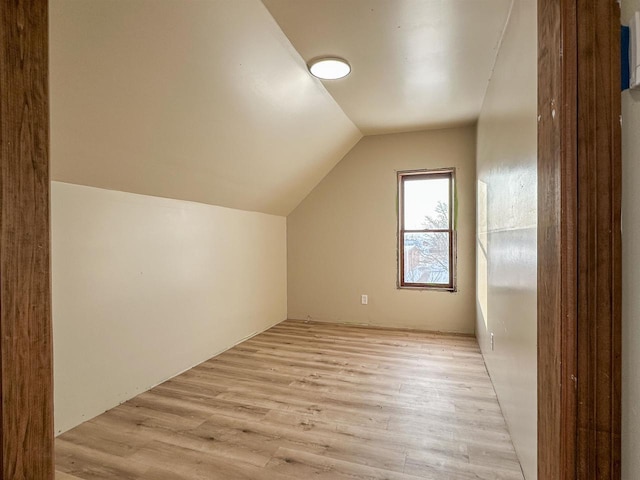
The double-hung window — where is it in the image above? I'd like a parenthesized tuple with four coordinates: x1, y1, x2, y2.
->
(398, 168, 456, 290)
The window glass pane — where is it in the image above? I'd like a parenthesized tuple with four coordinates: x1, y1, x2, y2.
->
(403, 232, 450, 285)
(403, 177, 450, 230)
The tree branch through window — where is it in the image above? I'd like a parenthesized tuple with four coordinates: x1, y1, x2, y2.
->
(398, 169, 456, 290)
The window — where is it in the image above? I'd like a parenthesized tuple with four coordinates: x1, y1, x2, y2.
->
(398, 168, 456, 290)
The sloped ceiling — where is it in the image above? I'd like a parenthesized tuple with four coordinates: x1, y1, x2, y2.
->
(262, 0, 513, 135)
(50, 0, 362, 216)
(51, 0, 512, 215)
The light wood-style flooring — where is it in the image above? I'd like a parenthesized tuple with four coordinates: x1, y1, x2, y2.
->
(55, 319, 524, 479)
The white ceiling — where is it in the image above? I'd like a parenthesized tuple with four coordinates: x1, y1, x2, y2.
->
(50, 0, 361, 216)
(51, 0, 512, 215)
(262, 0, 513, 135)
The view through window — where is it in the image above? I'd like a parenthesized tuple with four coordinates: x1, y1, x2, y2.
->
(398, 169, 456, 290)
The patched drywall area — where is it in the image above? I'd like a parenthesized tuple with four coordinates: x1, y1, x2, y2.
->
(475, 0, 538, 478)
(622, 1, 640, 477)
(52, 182, 287, 433)
(287, 126, 477, 333)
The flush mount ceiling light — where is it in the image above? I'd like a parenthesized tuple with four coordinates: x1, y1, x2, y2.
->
(307, 57, 351, 80)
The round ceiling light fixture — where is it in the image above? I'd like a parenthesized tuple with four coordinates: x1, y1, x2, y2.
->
(307, 57, 351, 80)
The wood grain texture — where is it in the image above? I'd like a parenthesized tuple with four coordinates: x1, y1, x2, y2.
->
(56, 320, 524, 479)
(575, 0, 622, 477)
(0, 0, 54, 478)
(537, 0, 578, 478)
(538, 0, 621, 478)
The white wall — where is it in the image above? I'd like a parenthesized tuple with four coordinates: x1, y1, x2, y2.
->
(51, 182, 287, 434)
(622, 2, 640, 478)
(287, 126, 477, 333)
(475, 0, 538, 478)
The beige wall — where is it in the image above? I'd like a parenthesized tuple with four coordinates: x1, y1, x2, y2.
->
(287, 126, 476, 333)
(50, 0, 361, 216)
(52, 182, 287, 434)
(622, 2, 640, 478)
(475, 0, 537, 478)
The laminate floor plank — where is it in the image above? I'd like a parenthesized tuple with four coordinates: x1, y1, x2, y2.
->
(223, 347, 488, 379)
(56, 320, 524, 479)
(260, 329, 482, 356)
(217, 348, 491, 385)
(56, 472, 86, 480)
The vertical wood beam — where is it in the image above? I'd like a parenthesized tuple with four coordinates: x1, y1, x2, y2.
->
(538, 0, 621, 478)
(538, 0, 578, 477)
(575, 0, 622, 476)
(0, 0, 53, 478)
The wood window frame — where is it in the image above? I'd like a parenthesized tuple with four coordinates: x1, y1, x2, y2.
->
(397, 168, 457, 291)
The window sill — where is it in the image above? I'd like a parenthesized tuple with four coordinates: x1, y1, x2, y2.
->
(398, 285, 457, 292)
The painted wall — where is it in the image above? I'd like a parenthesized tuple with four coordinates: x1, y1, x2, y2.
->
(51, 182, 287, 434)
(287, 126, 477, 333)
(475, 0, 538, 478)
(621, 2, 640, 477)
(50, 0, 361, 216)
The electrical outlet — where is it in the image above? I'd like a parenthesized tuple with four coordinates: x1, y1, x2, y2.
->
(361, 294, 368, 305)
(490, 332, 495, 351)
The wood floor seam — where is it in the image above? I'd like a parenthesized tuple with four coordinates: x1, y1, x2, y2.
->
(56, 319, 524, 480)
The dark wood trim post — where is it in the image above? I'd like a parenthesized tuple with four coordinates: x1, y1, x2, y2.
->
(538, 0, 622, 478)
(575, 0, 622, 476)
(0, 0, 54, 478)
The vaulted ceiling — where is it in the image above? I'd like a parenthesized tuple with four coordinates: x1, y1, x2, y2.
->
(50, 0, 511, 215)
